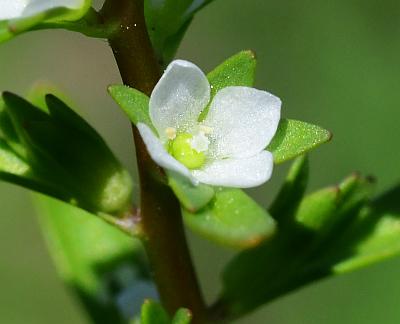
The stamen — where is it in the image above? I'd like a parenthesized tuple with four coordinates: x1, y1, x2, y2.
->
(165, 127, 177, 140)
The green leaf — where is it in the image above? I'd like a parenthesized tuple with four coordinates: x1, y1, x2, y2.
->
(141, 300, 170, 324)
(294, 174, 375, 262)
(0, 140, 68, 203)
(108, 85, 155, 131)
(183, 188, 276, 249)
(267, 119, 332, 164)
(34, 195, 151, 324)
(0, 134, 75, 203)
(295, 187, 340, 231)
(207, 50, 256, 97)
(0, 99, 25, 157)
(2, 91, 133, 215)
(0, 171, 74, 203)
(2, 91, 49, 137)
(219, 173, 374, 318)
(331, 184, 400, 273)
(269, 155, 309, 222)
(27, 82, 104, 144)
(167, 172, 214, 212)
(45, 94, 106, 145)
(172, 308, 192, 324)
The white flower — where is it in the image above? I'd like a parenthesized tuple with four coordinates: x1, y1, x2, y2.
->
(137, 60, 281, 188)
(0, 0, 86, 21)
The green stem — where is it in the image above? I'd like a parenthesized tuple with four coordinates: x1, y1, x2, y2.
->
(100, 0, 207, 322)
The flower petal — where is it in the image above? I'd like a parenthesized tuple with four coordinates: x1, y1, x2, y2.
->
(137, 123, 196, 183)
(149, 60, 210, 140)
(204, 86, 281, 159)
(192, 151, 273, 188)
(0, 1, 26, 20)
(0, 0, 85, 20)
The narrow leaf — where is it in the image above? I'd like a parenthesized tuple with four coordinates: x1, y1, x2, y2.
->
(183, 188, 276, 249)
(267, 119, 332, 164)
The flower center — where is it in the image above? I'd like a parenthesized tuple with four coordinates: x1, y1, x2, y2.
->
(168, 132, 209, 169)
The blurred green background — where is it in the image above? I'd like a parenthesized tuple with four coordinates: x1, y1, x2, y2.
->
(1, 0, 400, 323)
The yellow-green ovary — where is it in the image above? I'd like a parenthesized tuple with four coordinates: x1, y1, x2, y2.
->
(169, 133, 205, 169)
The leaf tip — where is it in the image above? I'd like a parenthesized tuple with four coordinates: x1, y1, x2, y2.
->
(243, 49, 256, 59)
(107, 83, 124, 94)
(1, 91, 14, 100)
(107, 84, 116, 94)
(326, 129, 333, 142)
(44, 93, 57, 103)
